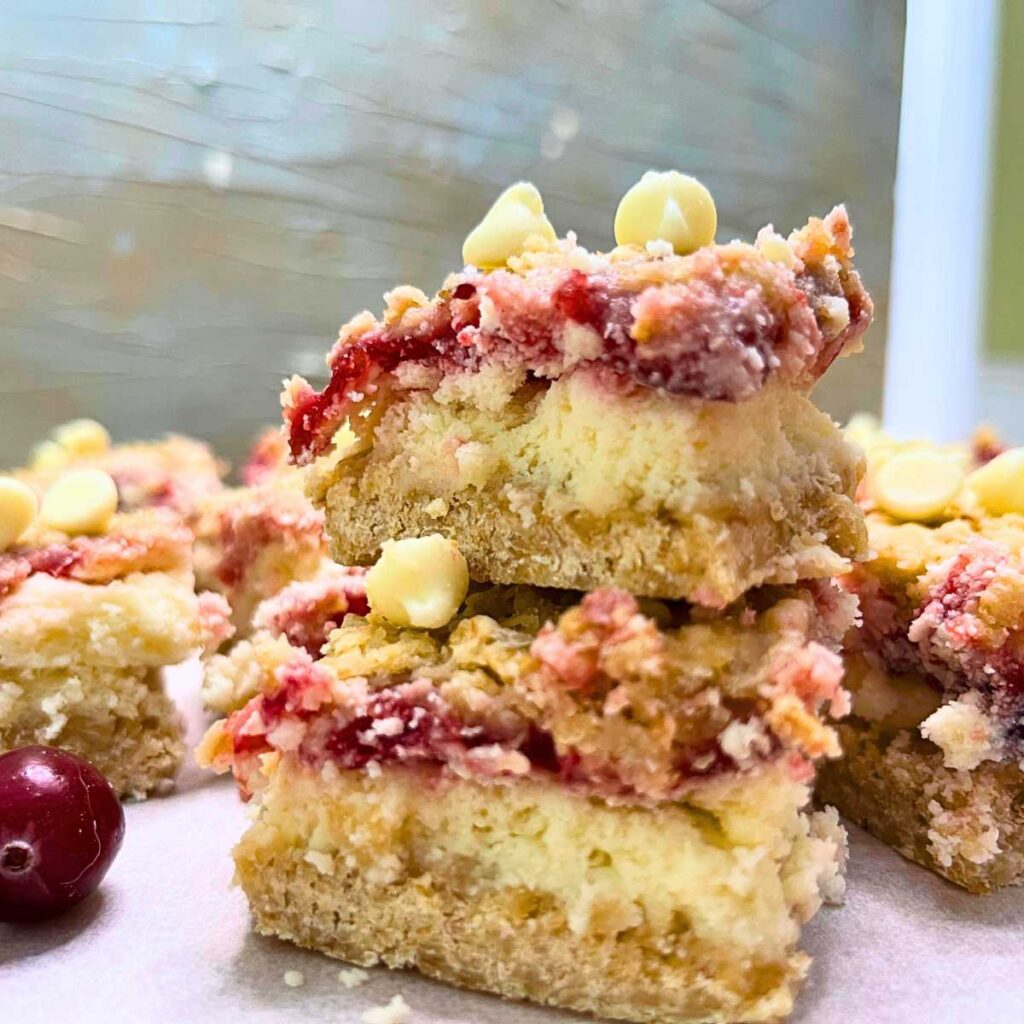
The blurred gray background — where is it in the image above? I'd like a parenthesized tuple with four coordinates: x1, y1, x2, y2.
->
(0, 0, 904, 468)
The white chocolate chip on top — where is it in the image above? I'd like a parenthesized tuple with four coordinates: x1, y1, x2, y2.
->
(52, 418, 111, 457)
(965, 447, 1024, 516)
(0, 477, 39, 550)
(366, 534, 469, 630)
(871, 450, 965, 522)
(29, 440, 71, 472)
(614, 170, 717, 254)
(40, 468, 119, 536)
(462, 182, 557, 270)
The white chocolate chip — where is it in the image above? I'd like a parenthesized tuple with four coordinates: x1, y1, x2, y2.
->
(614, 170, 717, 254)
(870, 450, 965, 522)
(366, 535, 469, 630)
(52, 418, 111, 457)
(282, 970, 305, 988)
(0, 477, 39, 550)
(40, 469, 119, 536)
(965, 447, 1024, 516)
(462, 182, 557, 269)
(29, 440, 71, 472)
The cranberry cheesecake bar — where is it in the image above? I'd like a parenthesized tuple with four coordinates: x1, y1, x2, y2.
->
(199, 538, 853, 1024)
(0, 470, 219, 797)
(819, 422, 1024, 891)
(285, 182, 871, 608)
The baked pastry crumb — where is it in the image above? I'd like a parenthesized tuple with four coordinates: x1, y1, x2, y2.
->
(361, 995, 410, 1024)
(337, 967, 370, 989)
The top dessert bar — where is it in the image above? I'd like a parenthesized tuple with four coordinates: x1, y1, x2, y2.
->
(284, 204, 872, 606)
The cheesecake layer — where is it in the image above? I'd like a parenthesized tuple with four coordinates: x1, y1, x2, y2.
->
(311, 377, 865, 606)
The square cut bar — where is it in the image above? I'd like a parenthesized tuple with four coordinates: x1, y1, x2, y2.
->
(820, 426, 1024, 891)
(285, 208, 871, 607)
(0, 510, 216, 797)
(200, 581, 854, 1023)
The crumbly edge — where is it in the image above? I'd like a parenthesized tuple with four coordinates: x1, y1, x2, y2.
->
(233, 762, 844, 1024)
(0, 664, 184, 799)
(192, 477, 327, 639)
(817, 717, 1024, 892)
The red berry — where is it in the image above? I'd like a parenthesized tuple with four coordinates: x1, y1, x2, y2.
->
(0, 746, 124, 923)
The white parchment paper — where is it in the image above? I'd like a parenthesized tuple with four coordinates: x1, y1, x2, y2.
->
(3, 663, 1022, 1023)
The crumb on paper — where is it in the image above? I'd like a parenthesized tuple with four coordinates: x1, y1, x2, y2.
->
(283, 970, 305, 988)
(338, 966, 369, 989)
(361, 993, 411, 1024)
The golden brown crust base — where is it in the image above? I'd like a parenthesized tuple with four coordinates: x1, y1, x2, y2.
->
(817, 718, 1024, 892)
(236, 834, 804, 1024)
(320, 471, 864, 607)
(0, 668, 184, 799)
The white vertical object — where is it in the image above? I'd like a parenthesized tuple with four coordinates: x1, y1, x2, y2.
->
(884, 0, 1000, 441)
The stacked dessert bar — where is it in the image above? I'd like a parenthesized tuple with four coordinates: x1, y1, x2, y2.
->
(820, 418, 1024, 892)
(200, 174, 873, 1023)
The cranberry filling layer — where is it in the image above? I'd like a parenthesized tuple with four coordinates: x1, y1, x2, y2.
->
(222, 659, 790, 803)
(285, 215, 872, 464)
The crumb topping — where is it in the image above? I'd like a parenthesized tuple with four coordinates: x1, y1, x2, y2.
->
(199, 482, 326, 592)
(252, 568, 369, 657)
(845, 531, 1024, 764)
(0, 509, 192, 599)
(19, 434, 225, 522)
(284, 207, 871, 464)
(200, 583, 852, 803)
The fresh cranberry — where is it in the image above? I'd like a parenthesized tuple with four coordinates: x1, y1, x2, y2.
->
(0, 746, 124, 923)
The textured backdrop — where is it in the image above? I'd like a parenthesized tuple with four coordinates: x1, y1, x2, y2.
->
(0, 0, 904, 467)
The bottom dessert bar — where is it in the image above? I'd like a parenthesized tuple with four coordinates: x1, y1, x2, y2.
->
(830, 434, 1024, 890)
(235, 762, 843, 1024)
(200, 580, 853, 1023)
(818, 716, 1024, 894)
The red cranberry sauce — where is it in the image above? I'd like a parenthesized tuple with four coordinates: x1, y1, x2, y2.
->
(285, 246, 872, 465)
(254, 569, 369, 657)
